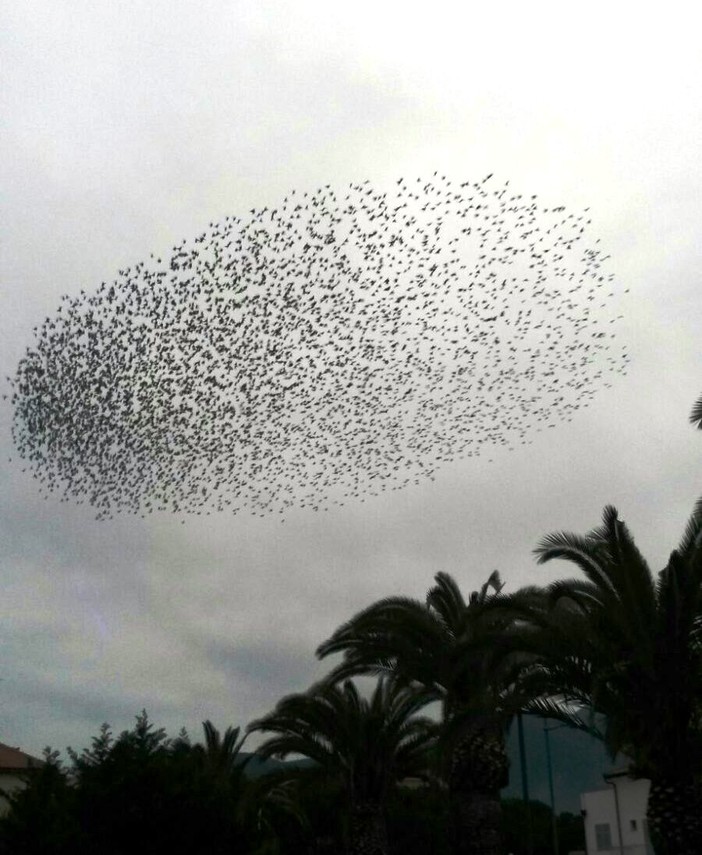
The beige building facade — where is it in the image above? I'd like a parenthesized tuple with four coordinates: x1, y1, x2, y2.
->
(580, 772, 654, 855)
(0, 742, 44, 816)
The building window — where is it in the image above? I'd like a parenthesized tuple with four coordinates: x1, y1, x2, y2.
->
(595, 823, 613, 851)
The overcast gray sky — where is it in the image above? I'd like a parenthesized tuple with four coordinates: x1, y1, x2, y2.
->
(1, 1, 700, 760)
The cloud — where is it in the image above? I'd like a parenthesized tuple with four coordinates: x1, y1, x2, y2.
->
(0, 0, 700, 766)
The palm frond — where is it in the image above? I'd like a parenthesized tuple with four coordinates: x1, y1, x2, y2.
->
(248, 675, 436, 803)
(598, 508, 657, 633)
(546, 578, 602, 612)
(241, 773, 312, 836)
(535, 531, 617, 594)
(317, 595, 444, 659)
(529, 495, 702, 779)
(677, 495, 702, 558)
(317, 594, 453, 693)
(690, 394, 702, 429)
(474, 569, 505, 603)
(522, 696, 603, 739)
(540, 508, 659, 654)
(427, 572, 468, 635)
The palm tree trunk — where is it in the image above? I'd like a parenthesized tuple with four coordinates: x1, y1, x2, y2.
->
(647, 776, 702, 855)
(449, 789, 502, 855)
(347, 800, 389, 855)
(447, 717, 509, 855)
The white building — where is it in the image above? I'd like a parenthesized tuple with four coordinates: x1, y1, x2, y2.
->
(580, 770, 654, 855)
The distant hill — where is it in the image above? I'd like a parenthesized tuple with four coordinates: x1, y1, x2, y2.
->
(239, 752, 315, 779)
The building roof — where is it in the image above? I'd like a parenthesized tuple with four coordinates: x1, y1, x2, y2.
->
(0, 742, 44, 771)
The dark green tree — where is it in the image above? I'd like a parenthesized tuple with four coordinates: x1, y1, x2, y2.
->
(67, 711, 179, 854)
(1, 712, 261, 855)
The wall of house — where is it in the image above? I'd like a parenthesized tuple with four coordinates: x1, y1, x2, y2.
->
(0, 770, 30, 817)
(580, 778, 654, 855)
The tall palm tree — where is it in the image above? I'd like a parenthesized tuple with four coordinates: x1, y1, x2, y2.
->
(247, 676, 436, 855)
(317, 571, 539, 855)
(691, 394, 702, 429)
(529, 501, 702, 855)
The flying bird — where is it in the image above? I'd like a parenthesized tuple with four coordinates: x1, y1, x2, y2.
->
(8, 175, 629, 519)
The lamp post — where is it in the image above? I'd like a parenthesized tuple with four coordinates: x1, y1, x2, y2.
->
(544, 721, 567, 855)
(517, 712, 534, 855)
(603, 771, 626, 855)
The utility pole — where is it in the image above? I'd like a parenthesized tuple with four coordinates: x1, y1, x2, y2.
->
(517, 713, 534, 855)
(544, 721, 565, 855)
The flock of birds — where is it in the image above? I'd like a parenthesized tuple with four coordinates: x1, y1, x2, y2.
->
(9, 175, 629, 519)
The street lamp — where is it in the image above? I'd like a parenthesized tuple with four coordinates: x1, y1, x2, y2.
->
(517, 712, 534, 855)
(544, 720, 568, 855)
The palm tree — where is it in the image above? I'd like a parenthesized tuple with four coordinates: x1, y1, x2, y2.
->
(195, 720, 249, 782)
(238, 771, 312, 855)
(178, 721, 255, 853)
(247, 677, 436, 855)
(691, 395, 702, 429)
(317, 571, 539, 855)
(529, 501, 702, 855)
